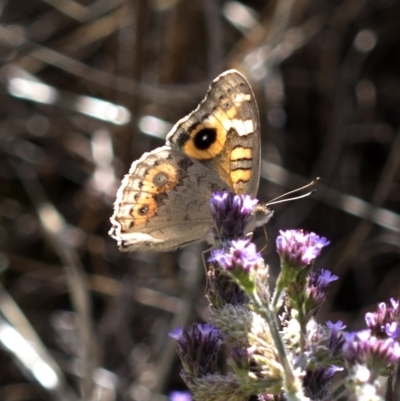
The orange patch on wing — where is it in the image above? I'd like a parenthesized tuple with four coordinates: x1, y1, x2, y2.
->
(183, 117, 226, 160)
(130, 195, 158, 226)
(231, 169, 252, 185)
(141, 163, 178, 193)
(230, 147, 252, 161)
(223, 105, 237, 119)
(182, 105, 238, 160)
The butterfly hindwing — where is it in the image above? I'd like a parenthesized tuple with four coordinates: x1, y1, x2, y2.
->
(109, 146, 228, 251)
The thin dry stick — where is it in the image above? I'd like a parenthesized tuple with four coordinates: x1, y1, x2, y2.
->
(11, 161, 99, 399)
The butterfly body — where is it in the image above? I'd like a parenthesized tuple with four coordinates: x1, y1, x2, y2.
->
(110, 70, 271, 252)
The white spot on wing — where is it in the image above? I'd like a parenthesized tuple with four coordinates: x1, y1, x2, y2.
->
(233, 119, 254, 136)
(234, 93, 251, 103)
(243, 119, 254, 134)
(221, 118, 233, 132)
(121, 232, 161, 243)
(220, 118, 253, 136)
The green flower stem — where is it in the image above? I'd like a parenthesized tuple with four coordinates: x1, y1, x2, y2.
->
(271, 279, 284, 312)
(271, 263, 301, 312)
(250, 290, 308, 401)
(299, 318, 306, 354)
(228, 268, 308, 400)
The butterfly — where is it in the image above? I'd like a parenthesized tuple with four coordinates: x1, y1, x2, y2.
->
(109, 70, 272, 251)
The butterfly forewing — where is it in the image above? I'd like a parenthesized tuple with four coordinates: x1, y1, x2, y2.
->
(166, 70, 261, 197)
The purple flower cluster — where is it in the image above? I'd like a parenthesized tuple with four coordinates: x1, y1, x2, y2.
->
(273, 230, 331, 312)
(343, 330, 400, 371)
(169, 323, 223, 378)
(169, 205, 400, 400)
(276, 230, 330, 268)
(208, 192, 265, 286)
(209, 239, 262, 272)
(365, 298, 399, 339)
(210, 191, 258, 241)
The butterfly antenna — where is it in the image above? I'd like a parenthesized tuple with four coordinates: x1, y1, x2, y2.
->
(259, 224, 269, 253)
(267, 177, 320, 206)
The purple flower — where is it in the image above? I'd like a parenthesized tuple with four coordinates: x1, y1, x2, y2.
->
(390, 298, 399, 311)
(210, 191, 257, 219)
(307, 269, 338, 311)
(230, 346, 251, 371)
(385, 322, 400, 339)
(276, 230, 330, 268)
(169, 323, 223, 378)
(343, 330, 400, 371)
(365, 298, 400, 339)
(314, 269, 338, 288)
(210, 191, 258, 240)
(169, 326, 184, 343)
(169, 390, 192, 401)
(327, 320, 346, 337)
(304, 366, 342, 399)
(327, 320, 346, 355)
(209, 239, 262, 272)
(206, 264, 248, 306)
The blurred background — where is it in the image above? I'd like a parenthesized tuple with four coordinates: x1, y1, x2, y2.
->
(0, 0, 399, 400)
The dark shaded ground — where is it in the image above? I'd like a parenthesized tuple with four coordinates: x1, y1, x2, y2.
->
(0, 0, 399, 400)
